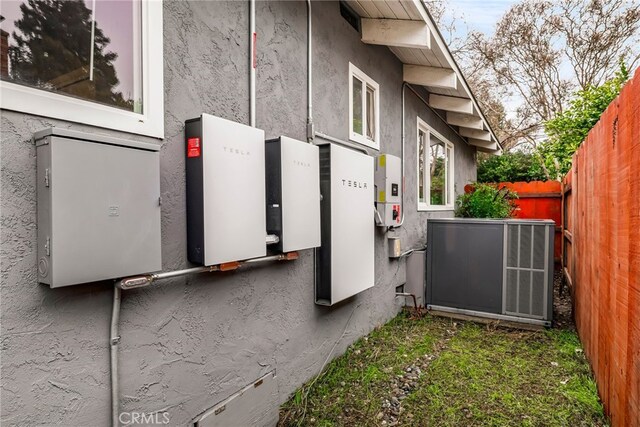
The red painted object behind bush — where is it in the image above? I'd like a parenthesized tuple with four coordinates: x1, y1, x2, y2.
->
(465, 181, 562, 262)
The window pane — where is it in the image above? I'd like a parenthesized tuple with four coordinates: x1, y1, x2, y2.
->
(418, 130, 425, 204)
(352, 76, 363, 135)
(366, 85, 375, 140)
(1, 0, 142, 112)
(446, 146, 452, 205)
(429, 135, 446, 206)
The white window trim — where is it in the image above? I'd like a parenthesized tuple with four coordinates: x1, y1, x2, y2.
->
(348, 62, 380, 150)
(417, 117, 455, 211)
(0, 1, 164, 138)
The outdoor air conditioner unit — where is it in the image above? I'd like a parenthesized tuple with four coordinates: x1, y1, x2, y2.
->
(426, 218, 554, 326)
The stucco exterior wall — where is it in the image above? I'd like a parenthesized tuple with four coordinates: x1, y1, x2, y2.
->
(0, 1, 477, 425)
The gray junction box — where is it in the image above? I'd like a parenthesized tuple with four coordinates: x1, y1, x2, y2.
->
(316, 143, 375, 306)
(35, 128, 162, 288)
(374, 154, 402, 227)
(265, 136, 321, 253)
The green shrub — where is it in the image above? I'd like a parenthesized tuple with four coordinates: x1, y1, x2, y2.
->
(455, 183, 518, 219)
(477, 151, 547, 183)
(541, 62, 629, 178)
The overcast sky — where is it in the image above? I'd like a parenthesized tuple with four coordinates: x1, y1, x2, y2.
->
(443, 0, 516, 37)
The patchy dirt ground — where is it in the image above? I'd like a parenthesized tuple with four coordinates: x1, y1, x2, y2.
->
(553, 269, 574, 330)
(279, 272, 607, 427)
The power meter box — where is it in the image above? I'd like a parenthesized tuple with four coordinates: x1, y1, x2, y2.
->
(265, 136, 321, 253)
(35, 128, 162, 288)
(374, 154, 402, 226)
(316, 143, 375, 306)
(185, 114, 266, 266)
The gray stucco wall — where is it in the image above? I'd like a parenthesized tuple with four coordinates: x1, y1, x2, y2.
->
(0, 1, 476, 425)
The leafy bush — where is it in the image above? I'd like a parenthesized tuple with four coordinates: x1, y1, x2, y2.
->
(477, 151, 547, 183)
(455, 183, 518, 219)
(541, 62, 629, 178)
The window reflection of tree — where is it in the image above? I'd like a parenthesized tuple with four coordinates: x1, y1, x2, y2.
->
(430, 141, 446, 205)
(366, 85, 375, 140)
(418, 130, 425, 202)
(6, 0, 132, 111)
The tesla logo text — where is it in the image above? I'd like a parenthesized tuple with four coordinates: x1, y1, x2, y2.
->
(293, 160, 311, 168)
(223, 146, 251, 156)
(342, 179, 368, 189)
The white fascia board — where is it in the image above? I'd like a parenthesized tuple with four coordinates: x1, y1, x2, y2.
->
(459, 128, 492, 141)
(403, 65, 456, 89)
(361, 18, 430, 49)
(468, 138, 498, 149)
(477, 144, 500, 153)
(412, 0, 502, 149)
(446, 112, 484, 130)
(429, 94, 473, 114)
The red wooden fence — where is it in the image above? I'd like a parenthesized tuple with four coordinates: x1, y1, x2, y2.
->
(465, 181, 563, 262)
(499, 181, 562, 263)
(562, 68, 640, 427)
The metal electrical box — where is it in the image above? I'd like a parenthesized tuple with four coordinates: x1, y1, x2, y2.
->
(316, 143, 375, 306)
(185, 114, 266, 266)
(35, 128, 162, 288)
(405, 250, 426, 307)
(426, 218, 554, 326)
(374, 154, 402, 226)
(265, 136, 321, 253)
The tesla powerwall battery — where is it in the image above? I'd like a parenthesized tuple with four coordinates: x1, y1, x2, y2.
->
(34, 128, 162, 288)
(265, 136, 321, 253)
(185, 114, 266, 266)
(316, 143, 375, 306)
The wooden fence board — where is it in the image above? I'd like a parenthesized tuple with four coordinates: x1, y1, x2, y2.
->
(563, 68, 640, 426)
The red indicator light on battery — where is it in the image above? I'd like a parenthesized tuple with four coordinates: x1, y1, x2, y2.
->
(187, 137, 201, 158)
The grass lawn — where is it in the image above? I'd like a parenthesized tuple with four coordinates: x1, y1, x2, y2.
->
(279, 312, 607, 427)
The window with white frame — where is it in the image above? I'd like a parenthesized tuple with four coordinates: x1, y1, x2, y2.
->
(417, 119, 455, 210)
(349, 63, 379, 150)
(0, 0, 164, 138)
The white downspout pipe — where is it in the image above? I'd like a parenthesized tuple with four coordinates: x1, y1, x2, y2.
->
(109, 254, 297, 426)
(393, 83, 409, 228)
(110, 285, 121, 427)
(306, 0, 314, 142)
(250, 0, 256, 127)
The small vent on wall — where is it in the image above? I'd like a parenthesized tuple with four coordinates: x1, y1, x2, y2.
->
(340, 1, 360, 32)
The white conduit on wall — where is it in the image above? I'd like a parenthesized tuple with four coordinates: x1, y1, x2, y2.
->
(306, 0, 314, 142)
(109, 254, 297, 427)
(250, 0, 256, 127)
(109, 4, 279, 421)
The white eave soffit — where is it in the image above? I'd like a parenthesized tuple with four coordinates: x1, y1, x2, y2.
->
(348, 0, 501, 152)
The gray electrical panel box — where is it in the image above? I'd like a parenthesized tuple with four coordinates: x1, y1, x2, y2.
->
(374, 154, 402, 227)
(316, 143, 375, 306)
(35, 128, 162, 288)
(265, 136, 321, 253)
(185, 114, 267, 266)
